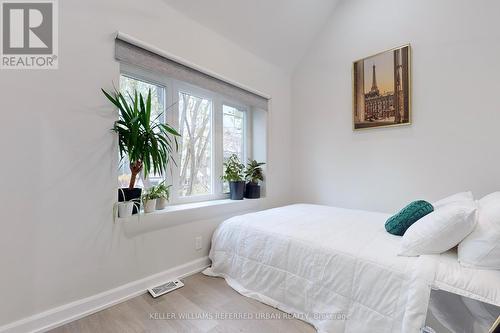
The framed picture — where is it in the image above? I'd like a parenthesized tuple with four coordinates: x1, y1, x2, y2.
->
(353, 44, 411, 130)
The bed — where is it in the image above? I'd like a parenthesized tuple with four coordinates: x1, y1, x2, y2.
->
(203, 204, 500, 333)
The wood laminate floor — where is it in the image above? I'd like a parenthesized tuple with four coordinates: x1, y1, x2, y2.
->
(49, 273, 315, 333)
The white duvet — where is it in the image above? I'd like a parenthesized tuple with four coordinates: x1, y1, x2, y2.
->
(203, 204, 500, 333)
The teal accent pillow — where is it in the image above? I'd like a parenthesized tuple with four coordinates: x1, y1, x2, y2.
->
(385, 200, 434, 236)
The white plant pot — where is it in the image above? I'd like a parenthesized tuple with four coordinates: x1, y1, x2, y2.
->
(156, 197, 168, 210)
(143, 199, 157, 214)
(117, 201, 134, 218)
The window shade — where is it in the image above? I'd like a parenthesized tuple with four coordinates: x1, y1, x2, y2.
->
(115, 37, 269, 110)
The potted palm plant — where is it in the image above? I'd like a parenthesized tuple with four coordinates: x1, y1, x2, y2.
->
(102, 87, 180, 214)
(245, 160, 265, 199)
(222, 154, 245, 200)
(154, 180, 172, 210)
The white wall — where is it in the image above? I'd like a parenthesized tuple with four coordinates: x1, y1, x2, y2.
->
(292, 0, 500, 213)
(0, 0, 292, 326)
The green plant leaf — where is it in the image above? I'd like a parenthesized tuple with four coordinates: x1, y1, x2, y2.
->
(102, 85, 181, 188)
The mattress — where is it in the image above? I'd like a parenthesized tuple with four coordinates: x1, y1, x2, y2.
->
(203, 204, 500, 333)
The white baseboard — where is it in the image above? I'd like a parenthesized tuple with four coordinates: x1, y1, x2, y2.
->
(0, 256, 211, 333)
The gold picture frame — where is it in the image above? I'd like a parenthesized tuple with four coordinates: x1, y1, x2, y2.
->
(352, 44, 412, 130)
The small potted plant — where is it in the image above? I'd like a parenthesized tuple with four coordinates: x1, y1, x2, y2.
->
(116, 189, 136, 218)
(117, 201, 134, 218)
(142, 189, 158, 214)
(245, 160, 265, 199)
(222, 154, 245, 200)
(155, 181, 172, 210)
(102, 87, 180, 214)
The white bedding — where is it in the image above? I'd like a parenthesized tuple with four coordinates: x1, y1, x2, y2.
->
(433, 250, 500, 307)
(203, 204, 500, 333)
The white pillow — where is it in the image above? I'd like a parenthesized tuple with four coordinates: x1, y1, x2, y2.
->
(458, 192, 500, 269)
(433, 191, 474, 209)
(399, 202, 477, 256)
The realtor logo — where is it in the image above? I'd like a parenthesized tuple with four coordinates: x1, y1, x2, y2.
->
(1, 0, 58, 69)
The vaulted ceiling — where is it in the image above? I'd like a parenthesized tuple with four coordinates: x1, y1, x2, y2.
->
(162, 0, 339, 72)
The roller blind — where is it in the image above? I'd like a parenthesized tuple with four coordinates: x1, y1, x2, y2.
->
(115, 37, 269, 110)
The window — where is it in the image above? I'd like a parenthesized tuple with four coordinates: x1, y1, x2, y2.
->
(222, 104, 246, 193)
(223, 104, 245, 162)
(118, 65, 259, 205)
(178, 91, 213, 197)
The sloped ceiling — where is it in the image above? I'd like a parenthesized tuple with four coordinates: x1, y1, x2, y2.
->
(162, 0, 339, 72)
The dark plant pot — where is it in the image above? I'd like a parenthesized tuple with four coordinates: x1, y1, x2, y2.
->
(229, 181, 245, 200)
(118, 188, 142, 214)
(245, 183, 261, 199)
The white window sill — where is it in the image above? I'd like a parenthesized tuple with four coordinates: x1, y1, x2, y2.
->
(117, 198, 265, 237)
(152, 198, 259, 213)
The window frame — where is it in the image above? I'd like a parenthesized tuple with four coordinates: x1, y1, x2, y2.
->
(220, 99, 251, 193)
(119, 64, 252, 206)
(173, 80, 217, 204)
